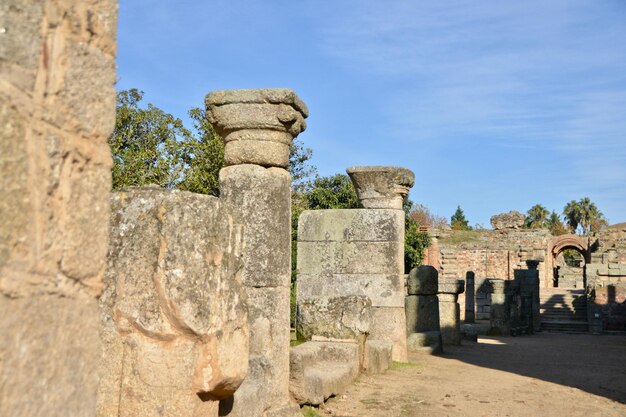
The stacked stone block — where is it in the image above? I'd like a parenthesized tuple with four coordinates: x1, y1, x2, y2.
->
(297, 166, 413, 362)
(1, 1, 117, 416)
(208, 89, 308, 417)
(405, 266, 442, 353)
(438, 279, 465, 345)
(99, 188, 248, 417)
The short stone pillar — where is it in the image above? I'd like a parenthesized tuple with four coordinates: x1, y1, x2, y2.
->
(346, 166, 414, 361)
(207, 89, 307, 417)
(438, 279, 465, 345)
(405, 266, 442, 353)
(488, 279, 510, 335)
(465, 271, 476, 323)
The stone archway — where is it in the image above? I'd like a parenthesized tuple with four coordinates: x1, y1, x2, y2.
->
(548, 235, 589, 289)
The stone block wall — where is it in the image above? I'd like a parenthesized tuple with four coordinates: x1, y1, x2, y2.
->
(99, 188, 247, 417)
(297, 209, 408, 361)
(586, 252, 626, 332)
(0, 1, 117, 416)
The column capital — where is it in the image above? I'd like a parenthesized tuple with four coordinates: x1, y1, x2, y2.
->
(206, 88, 308, 168)
(346, 166, 415, 210)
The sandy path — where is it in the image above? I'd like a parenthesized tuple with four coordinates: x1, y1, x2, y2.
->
(318, 333, 626, 417)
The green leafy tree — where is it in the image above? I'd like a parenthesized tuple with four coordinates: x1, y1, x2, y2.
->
(109, 89, 190, 190)
(404, 200, 431, 272)
(302, 174, 359, 210)
(176, 107, 224, 196)
(450, 205, 471, 230)
(547, 210, 568, 236)
(525, 204, 549, 229)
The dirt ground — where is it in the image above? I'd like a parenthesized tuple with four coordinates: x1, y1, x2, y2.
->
(316, 333, 626, 417)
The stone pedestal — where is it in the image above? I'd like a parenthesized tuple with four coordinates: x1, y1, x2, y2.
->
(405, 266, 442, 353)
(209, 89, 308, 417)
(438, 279, 465, 345)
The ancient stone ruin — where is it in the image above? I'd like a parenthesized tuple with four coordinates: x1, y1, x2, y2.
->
(2, 3, 626, 417)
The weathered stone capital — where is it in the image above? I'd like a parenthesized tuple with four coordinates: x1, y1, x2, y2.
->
(206, 88, 308, 168)
(346, 166, 415, 210)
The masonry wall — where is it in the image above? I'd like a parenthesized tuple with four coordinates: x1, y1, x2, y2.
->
(0, 1, 117, 415)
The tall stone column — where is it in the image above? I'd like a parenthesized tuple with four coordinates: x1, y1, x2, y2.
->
(465, 271, 476, 323)
(438, 279, 465, 345)
(347, 166, 414, 361)
(207, 89, 308, 417)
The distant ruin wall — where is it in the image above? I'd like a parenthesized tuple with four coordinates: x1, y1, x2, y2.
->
(0, 1, 117, 416)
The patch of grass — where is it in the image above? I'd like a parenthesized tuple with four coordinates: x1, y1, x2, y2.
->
(300, 405, 321, 417)
(390, 361, 419, 370)
(290, 338, 307, 347)
(438, 230, 482, 246)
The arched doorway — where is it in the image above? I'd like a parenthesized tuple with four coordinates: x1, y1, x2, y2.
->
(549, 236, 590, 289)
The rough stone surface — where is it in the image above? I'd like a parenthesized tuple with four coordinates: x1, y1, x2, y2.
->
(407, 331, 443, 354)
(298, 273, 404, 308)
(0, 1, 117, 416)
(99, 188, 247, 416)
(369, 307, 409, 361)
(206, 89, 308, 168)
(439, 292, 462, 346)
(220, 165, 291, 288)
(407, 265, 439, 295)
(296, 295, 372, 341)
(298, 209, 404, 242)
(405, 295, 440, 333)
(347, 166, 415, 210)
(490, 211, 526, 230)
(289, 341, 359, 405)
(363, 340, 393, 374)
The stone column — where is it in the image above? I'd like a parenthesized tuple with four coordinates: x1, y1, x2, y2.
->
(465, 271, 476, 323)
(208, 89, 308, 417)
(488, 279, 510, 335)
(405, 266, 442, 353)
(1, 2, 117, 416)
(438, 279, 465, 345)
(347, 166, 414, 361)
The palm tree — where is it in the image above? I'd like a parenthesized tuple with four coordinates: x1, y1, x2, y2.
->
(525, 204, 549, 229)
(563, 198, 607, 235)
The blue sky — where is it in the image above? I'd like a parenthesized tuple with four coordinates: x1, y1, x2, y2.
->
(116, 0, 626, 227)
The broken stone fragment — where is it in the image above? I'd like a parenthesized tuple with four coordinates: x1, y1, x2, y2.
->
(346, 166, 415, 210)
